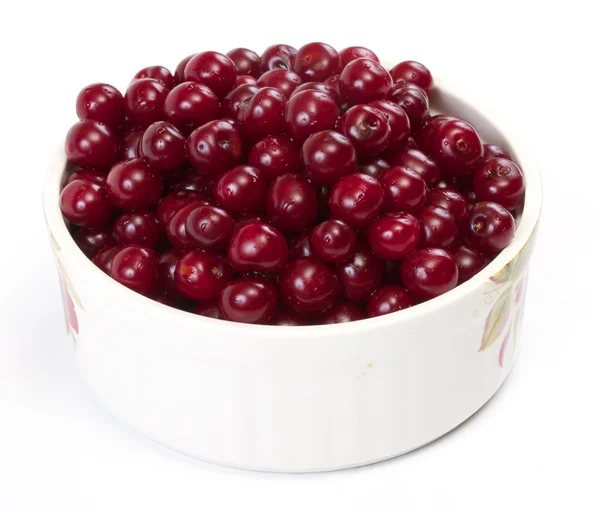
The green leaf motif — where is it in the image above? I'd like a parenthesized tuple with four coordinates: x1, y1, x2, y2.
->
(479, 288, 512, 352)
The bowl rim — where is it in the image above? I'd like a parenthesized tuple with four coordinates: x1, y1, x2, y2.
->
(43, 74, 543, 339)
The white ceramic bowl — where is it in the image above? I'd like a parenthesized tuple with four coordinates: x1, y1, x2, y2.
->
(43, 71, 542, 473)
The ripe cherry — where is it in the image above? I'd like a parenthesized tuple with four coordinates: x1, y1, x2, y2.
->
(379, 166, 428, 214)
(226, 48, 260, 77)
(386, 148, 441, 188)
(157, 248, 183, 296)
(389, 61, 433, 94)
(463, 202, 516, 253)
(221, 83, 259, 123)
(110, 245, 158, 296)
(106, 158, 163, 210)
(186, 120, 243, 176)
(166, 200, 209, 250)
(63, 168, 107, 188)
(239, 87, 286, 140)
(369, 100, 411, 149)
(339, 58, 392, 105)
(329, 173, 384, 227)
(163, 82, 220, 134)
(248, 135, 302, 180)
(294, 42, 341, 81)
(228, 222, 288, 273)
(257, 69, 303, 99)
(338, 104, 392, 156)
(141, 121, 186, 173)
(118, 126, 144, 161)
(260, 44, 297, 72)
(133, 66, 174, 89)
(92, 246, 121, 275)
(367, 212, 421, 260)
(184, 51, 237, 99)
(219, 276, 278, 324)
(60, 179, 113, 229)
(288, 231, 313, 260)
(65, 120, 118, 170)
(112, 210, 162, 248)
(270, 309, 307, 326)
(366, 284, 415, 317)
(356, 157, 390, 180)
(285, 90, 340, 142)
(174, 54, 196, 85)
(388, 82, 429, 130)
(426, 188, 468, 223)
(213, 165, 266, 215)
(175, 250, 233, 301)
(185, 205, 235, 251)
(318, 302, 365, 323)
(266, 174, 318, 233)
(76, 83, 124, 127)
(428, 118, 483, 176)
(291, 81, 342, 106)
(451, 245, 490, 284)
(473, 157, 525, 210)
(483, 143, 511, 161)
(302, 130, 357, 186)
(309, 219, 357, 263)
(73, 228, 114, 258)
(339, 46, 379, 66)
(124, 78, 169, 127)
(335, 244, 384, 303)
(418, 205, 459, 249)
(400, 248, 458, 301)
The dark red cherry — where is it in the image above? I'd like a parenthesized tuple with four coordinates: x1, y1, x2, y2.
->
(228, 222, 288, 273)
(415, 114, 456, 155)
(92, 246, 121, 274)
(400, 248, 458, 301)
(279, 257, 339, 315)
(235, 213, 268, 229)
(288, 231, 313, 260)
(339, 58, 392, 105)
(157, 248, 183, 296)
(418, 205, 459, 249)
(428, 118, 483, 176)
(174, 54, 196, 85)
(185, 205, 234, 251)
(73, 228, 114, 258)
(389, 61, 433, 94)
(386, 148, 441, 188)
(483, 143, 511, 161)
(65, 120, 118, 170)
(285, 90, 340, 142)
(183, 51, 236, 99)
(60, 179, 113, 229)
(165, 200, 209, 250)
(367, 212, 420, 260)
(329, 173, 384, 227)
(451, 244, 491, 284)
(124, 78, 169, 127)
(339, 46, 379, 66)
(118, 126, 144, 160)
(175, 250, 233, 301)
(356, 157, 390, 180)
(239, 87, 286, 140)
(248, 135, 302, 180)
(369, 100, 411, 149)
(76, 83, 124, 127)
(338, 104, 392, 156)
(106, 158, 163, 210)
(193, 298, 221, 319)
(379, 166, 427, 214)
(291, 81, 342, 106)
(309, 219, 357, 263)
(463, 202, 516, 253)
(388, 83, 429, 130)
(163, 82, 220, 134)
(302, 130, 356, 186)
(133, 66, 174, 89)
(257, 69, 303, 99)
(293, 42, 340, 81)
(219, 276, 278, 324)
(110, 245, 158, 296)
(366, 285, 415, 317)
(317, 302, 365, 324)
(236, 75, 258, 86)
(260, 44, 297, 72)
(324, 74, 341, 95)
(213, 165, 266, 215)
(266, 174, 318, 233)
(427, 187, 468, 223)
(335, 244, 384, 303)
(221, 83, 259, 123)
(112, 210, 161, 248)
(64, 168, 107, 188)
(141, 121, 186, 173)
(473, 157, 525, 210)
(270, 309, 307, 325)
(226, 48, 260, 77)
(186, 120, 243, 176)
(164, 168, 208, 194)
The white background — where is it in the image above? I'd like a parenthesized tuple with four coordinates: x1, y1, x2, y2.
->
(1, 1, 599, 510)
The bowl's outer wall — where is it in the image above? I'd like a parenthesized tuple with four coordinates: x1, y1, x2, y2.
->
(44, 76, 540, 472)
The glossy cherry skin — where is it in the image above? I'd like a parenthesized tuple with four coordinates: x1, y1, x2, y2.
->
(288, 231, 313, 260)
(164, 168, 207, 194)
(106, 158, 163, 210)
(110, 245, 158, 296)
(483, 143, 511, 161)
(279, 257, 339, 315)
(291, 81, 342, 106)
(65, 120, 118, 170)
(266, 174, 318, 233)
(339, 46, 379, 66)
(185, 205, 234, 251)
(163, 82, 220, 134)
(118, 127, 144, 160)
(186, 120, 243, 176)
(369, 100, 411, 150)
(157, 248, 182, 296)
(140, 121, 186, 173)
(175, 250, 233, 301)
(335, 244, 384, 303)
(367, 212, 421, 260)
(270, 309, 307, 325)
(428, 118, 484, 176)
(386, 148, 441, 188)
(339, 58, 392, 105)
(193, 298, 221, 319)
(418, 205, 459, 249)
(64, 168, 107, 188)
(338, 104, 392, 156)
(451, 244, 491, 284)
(60, 179, 113, 229)
(174, 54, 196, 85)
(92, 246, 121, 274)
(239, 87, 286, 140)
(226, 48, 260, 77)
(183, 51, 236, 99)
(388, 83, 429, 130)
(112, 210, 161, 248)
(310, 219, 357, 263)
(235, 213, 268, 229)
(426, 187, 468, 223)
(379, 166, 427, 214)
(473, 157, 525, 210)
(260, 44, 297, 72)
(302, 130, 357, 186)
(329, 173, 384, 227)
(166, 200, 209, 250)
(213, 165, 266, 215)
(124, 78, 169, 127)
(415, 114, 456, 154)
(317, 302, 365, 323)
(236, 75, 258, 86)
(219, 276, 278, 324)
(221, 84, 259, 123)
(133, 66, 174, 89)
(389, 61, 433, 94)
(400, 248, 458, 301)
(463, 202, 516, 253)
(366, 285, 415, 317)
(356, 157, 390, 180)
(248, 135, 302, 180)
(73, 228, 114, 258)
(228, 222, 288, 273)
(324, 74, 341, 94)
(293, 42, 340, 81)
(285, 90, 340, 142)
(76, 83, 124, 127)
(257, 69, 303, 99)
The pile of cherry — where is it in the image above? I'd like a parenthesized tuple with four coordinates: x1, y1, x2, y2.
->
(59, 43, 525, 325)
